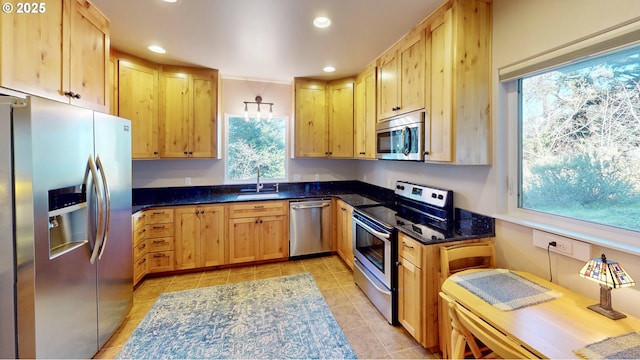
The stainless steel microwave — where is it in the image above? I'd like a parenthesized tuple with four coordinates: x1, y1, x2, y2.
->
(375, 111, 424, 161)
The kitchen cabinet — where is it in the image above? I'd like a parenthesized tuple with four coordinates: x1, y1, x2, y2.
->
(0, 0, 110, 112)
(227, 201, 288, 264)
(174, 205, 225, 270)
(293, 77, 354, 158)
(354, 64, 377, 160)
(145, 208, 175, 273)
(377, 29, 426, 121)
(115, 52, 160, 159)
(396, 232, 492, 352)
(159, 66, 218, 158)
(425, 0, 491, 165)
(328, 79, 354, 158)
(335, 199, 353, 270)
(397, 233, 424, 343)
(293, 78, 328, 157)
(132, 211, 148, 286)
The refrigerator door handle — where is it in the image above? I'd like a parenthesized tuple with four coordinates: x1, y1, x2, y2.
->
(84, 155, 105, 264)
(96, 155, 111, 260)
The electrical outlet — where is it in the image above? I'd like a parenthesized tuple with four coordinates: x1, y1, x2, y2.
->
(184, 177, 191, 185)
(532, 229, 591, 261)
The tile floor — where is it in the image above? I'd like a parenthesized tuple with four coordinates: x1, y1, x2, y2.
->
(94, 255, 441, 359)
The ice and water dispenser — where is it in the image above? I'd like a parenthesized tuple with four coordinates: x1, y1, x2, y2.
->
(48, 185, 88, 259)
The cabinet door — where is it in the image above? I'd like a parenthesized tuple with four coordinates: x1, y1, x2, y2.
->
(398, 258, 423, 342)
(159, 71, 190, 157)
(118, 59, 159, 159)
(200, 205, 225, 267)
(377, 50, 399, 120)
(426, 11, 454, 162)
(259, 215, 288, 261)
(0, 0, 66, 102)
(354, 67, 377, 159)
(228, 217, 258, 264)
(328, 80, 354, 158)
(398, 31, 426, 115)
(335, 200, 354, 269)
(68, 0, 110, 112)
(174, 207, 199, 270)
(294, 79, 328, 157)
(190, 70, 218, 158)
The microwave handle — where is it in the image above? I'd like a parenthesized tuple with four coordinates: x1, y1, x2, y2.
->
(402, 127, 411, 156)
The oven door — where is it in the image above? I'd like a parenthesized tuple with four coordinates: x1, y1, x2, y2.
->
(352, 215, 392, 288)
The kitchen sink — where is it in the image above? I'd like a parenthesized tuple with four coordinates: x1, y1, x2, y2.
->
(235, 193, 280, 200)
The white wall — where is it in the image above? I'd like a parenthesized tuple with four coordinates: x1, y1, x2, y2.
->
(132, 78, 358, 188)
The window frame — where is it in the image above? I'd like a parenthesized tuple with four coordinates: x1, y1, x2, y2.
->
(498, 23, 640, 255)
(223, 113, 289, 185)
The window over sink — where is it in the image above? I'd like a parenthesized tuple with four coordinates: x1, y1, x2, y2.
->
(224, 115, 287, 184)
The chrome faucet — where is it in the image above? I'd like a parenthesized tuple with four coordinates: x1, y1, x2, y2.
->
(256, 165, 263, 192)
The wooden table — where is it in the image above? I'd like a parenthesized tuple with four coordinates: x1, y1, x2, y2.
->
(441, 269, 640, 359)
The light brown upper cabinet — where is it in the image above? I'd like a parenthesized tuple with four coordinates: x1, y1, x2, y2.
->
(116, 53, 160, 159)
(0, 0, 110, 112)
(377, 29, 426, 121)
(425, 0, 491, 165)
(293, 77, 354, 158)
(354, 64, 377, 160)
(159, 66, 218, 158)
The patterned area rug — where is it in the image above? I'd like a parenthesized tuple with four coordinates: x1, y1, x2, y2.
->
(116, 273, 357, 359)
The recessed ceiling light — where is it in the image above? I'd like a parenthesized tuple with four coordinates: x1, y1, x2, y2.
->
(148, 45, 166, 54)
(313, 16, 331, 28)
(323, 66, 336, 73)
(163, 0, 178, 3)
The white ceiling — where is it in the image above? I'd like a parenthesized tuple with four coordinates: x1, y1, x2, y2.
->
(92, 0, 442, 83)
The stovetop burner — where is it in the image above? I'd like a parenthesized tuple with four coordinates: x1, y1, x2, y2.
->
(354, 181, 455, 243)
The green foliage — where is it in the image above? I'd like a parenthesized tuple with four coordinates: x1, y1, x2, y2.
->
(226, 116, 286, 181)
(522, 153, 636, 208)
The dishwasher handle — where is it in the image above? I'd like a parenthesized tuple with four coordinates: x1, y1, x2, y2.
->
(291, 202, 330, 210)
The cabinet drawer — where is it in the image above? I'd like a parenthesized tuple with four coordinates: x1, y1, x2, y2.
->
(227, 201, 287, 218)
(132, 212, 147, 230)
(148, 251, 175, 273)
(133, 254, 148, 285)
(148, 237, 174, 252)
(399, 233, 423, 268)
(146, 209, 174, 224)
(148, 223, 173, 238)
(133, 239, 148, 261)
(133, 225, 147, 246)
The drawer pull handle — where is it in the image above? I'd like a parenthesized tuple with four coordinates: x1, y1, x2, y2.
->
(139, 243, 146, 249)
(152, 226, 165, 229)
(153, 254, 166, 258)
(402, 241, 414, 249)
(153, 240, 165, 244)
(152, 212, 164, 215)
(138, 258, 147, 265)
(254, 205, 264, 209)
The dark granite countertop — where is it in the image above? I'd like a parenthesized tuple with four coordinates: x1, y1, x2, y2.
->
(132, 180, 494, 242)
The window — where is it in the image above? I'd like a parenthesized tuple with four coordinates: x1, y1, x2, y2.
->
(518, 43, 640, 233)
(225, 115, 287, 183)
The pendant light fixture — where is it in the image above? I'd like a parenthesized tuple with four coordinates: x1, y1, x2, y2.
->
(243, 96, 273, 121)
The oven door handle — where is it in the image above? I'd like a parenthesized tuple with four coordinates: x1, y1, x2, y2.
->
(353, 217, 391, 240)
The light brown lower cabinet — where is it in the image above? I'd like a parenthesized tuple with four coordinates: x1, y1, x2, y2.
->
(398, 233, 424, 343)
(174, 205, 225, 270)
(335, 199, 354, 269)
(227, 201, 289, 264)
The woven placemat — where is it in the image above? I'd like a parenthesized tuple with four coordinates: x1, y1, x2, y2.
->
(451, 269, 562, 311)
(574, 331, 640, 359)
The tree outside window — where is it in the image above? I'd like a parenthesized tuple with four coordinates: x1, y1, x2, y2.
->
(519, 44, 640, 232)
(225, 115, 287, 182)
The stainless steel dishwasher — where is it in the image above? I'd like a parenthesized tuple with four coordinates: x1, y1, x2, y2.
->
(289, 199, 332, 258)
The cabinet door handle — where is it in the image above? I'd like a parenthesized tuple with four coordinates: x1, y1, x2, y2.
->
(402, 241, 414, 249)
(254, 205, 264, 209)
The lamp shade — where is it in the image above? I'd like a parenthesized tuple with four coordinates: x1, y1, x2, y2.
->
(579, 254, 635, 288)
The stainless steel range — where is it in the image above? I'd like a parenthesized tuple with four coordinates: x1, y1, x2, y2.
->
(352, 181, 453, 324)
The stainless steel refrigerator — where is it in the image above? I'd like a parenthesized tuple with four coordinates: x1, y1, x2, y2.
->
(0, 95, 133, 359)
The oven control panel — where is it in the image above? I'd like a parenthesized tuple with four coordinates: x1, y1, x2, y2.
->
(394, 181, 451, 208)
